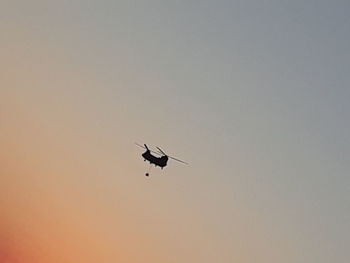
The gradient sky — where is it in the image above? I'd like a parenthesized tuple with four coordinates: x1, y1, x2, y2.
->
(1, 1, 349, 262)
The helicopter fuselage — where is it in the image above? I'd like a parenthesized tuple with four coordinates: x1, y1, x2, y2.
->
(142, 150, 168, 168)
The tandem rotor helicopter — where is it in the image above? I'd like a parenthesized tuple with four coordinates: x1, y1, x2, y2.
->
(135, 143, 188, 176)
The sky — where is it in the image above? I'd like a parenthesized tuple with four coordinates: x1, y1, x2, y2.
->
(1, 1, 349, 262)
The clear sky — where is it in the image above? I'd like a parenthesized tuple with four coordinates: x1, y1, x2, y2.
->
(1, 1, 349, 262)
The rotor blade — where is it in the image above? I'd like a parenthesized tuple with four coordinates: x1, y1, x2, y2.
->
(135, 143, 162, 156)
(135, 142, 146, 149)
(151, 151, 163, 156)
(156, 147, 167, 156)
(168, 156, 188, 165)
(136, 143, 188, 163)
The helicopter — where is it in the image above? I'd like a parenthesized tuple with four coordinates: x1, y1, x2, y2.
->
(135, 143, 188, 176)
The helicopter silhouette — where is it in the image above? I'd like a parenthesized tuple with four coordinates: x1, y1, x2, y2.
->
(135, 143, 188, 176)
